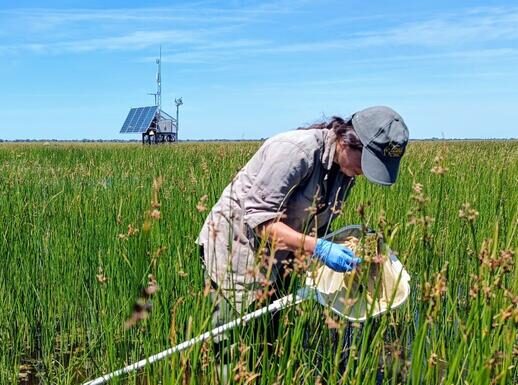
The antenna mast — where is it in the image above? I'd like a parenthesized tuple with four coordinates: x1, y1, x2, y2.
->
(156, 46, 162, 111)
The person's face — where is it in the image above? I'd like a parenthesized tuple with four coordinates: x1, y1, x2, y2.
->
(335, 141, 363, 177)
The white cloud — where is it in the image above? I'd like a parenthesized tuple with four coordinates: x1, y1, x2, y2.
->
(0, 1, 302, 33)
(368, 8, 518, 46)
(0, 4, 517, 60)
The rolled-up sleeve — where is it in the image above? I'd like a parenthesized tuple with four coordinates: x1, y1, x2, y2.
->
(243, 140, 313, 229)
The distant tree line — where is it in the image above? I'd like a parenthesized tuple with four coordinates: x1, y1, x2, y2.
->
(0, 138, 515, 143)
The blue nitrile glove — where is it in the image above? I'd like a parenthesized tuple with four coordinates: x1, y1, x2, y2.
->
(313, 239, 362, 272)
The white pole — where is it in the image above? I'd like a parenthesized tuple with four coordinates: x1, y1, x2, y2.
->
(83, 290, 309, 385)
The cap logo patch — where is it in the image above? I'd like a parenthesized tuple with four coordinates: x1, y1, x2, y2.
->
(384, 142, 404, 158)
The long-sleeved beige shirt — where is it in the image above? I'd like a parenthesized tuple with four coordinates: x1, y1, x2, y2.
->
(197, 128, 355, 312)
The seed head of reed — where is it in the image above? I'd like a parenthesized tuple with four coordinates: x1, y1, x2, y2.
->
(503, 289, 518, 306)
(430, 155, 449, 175)
(411, 182, 428, 205)
(423, 264, 448, 319)
(128, 224, 139, 236)
(150, 209, 160, 220)
(254, 279, 275, 305)
(96, 266, 108, 285)
(492, 304, 516, 327)
(199, 341, 211, 372)
(484, 350, 504, 371)
(481, 283, 496, 303)
(428, 352, 438, 367)
(324, 310, 342, 330)
(233, 344, 259, 383)
(196, 195, 208, 212)
(495, 249, 514, 273)
(200, 159, 209, 175)
(330, 203, 343, 216)
(346, 234, 384, 263)
(459, 202, 479, 222)
(292, 248, 311, 274)
(386, 339, 403, 359)
(118, 223, 138, 240)
(304, 204, 318, 215)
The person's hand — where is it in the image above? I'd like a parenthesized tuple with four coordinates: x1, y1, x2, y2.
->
(313, 239, 362, 272)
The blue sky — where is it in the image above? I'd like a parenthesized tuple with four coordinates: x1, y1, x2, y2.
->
(0, 0, 517, 140)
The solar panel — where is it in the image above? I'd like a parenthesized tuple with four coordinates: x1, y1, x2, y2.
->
(120, 106, 159, 133)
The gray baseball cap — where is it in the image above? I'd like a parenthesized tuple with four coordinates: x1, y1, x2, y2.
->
(348, 106, 409, 186)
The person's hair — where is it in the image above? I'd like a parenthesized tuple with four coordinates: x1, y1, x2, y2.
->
(297, 116, 363, 150)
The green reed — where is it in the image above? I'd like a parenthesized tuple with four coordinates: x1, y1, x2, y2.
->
(0, 140, 516, 385)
